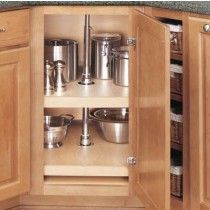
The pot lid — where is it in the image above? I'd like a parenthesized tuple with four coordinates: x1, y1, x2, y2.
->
(112, 46, 129, 59)
(91, 33, 121, 42)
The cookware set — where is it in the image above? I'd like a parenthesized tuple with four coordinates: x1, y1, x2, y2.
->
(44, 15, 129, 149)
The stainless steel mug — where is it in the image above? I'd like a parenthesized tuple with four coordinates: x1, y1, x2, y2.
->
(112, 46, 129, 87)
(91, 33, 121, 80)
(44, 39, 78, 82)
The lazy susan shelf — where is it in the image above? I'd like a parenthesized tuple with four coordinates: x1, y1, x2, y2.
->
(44, 121, 129, 177)
(44, 80, 129, 108)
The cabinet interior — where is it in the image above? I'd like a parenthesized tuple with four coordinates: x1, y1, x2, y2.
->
(43, 13, 130, 197)
(28, 7, 186, 208)
(45, 15, 129, 66)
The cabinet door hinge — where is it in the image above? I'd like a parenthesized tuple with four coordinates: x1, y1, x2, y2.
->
(127, 156, 136, 165)
(127, 37, 136, 47)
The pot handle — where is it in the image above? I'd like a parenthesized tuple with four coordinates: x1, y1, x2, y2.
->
(59, 114, 74, 125)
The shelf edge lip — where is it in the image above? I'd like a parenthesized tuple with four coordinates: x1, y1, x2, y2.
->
(44, 98, 129, 108)
(44, 165, 129, 177)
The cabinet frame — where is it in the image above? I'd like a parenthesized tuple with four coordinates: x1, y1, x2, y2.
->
(29, 5, 170, 210)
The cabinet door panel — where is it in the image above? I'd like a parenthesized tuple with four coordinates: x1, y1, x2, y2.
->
(130, 9, 170, 210)
(0, 48, 30, 201)
(0, 63, 17, 183)
(188, 16, 210, 210)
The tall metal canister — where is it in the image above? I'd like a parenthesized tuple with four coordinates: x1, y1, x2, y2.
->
(91, 33, 121, 80)
(44, 39, 78, 82)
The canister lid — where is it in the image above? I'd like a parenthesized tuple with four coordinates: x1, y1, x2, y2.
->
(45, 39, 62, 46)
(91, 33, 121, 42)
(45, 39, 78, 46)
(112, 46, 129, 59)
(60, 39, 78, 46)
(45, 60, 54, 70)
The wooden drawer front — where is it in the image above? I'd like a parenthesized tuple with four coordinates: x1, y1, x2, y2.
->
(0, 9, 29, 48)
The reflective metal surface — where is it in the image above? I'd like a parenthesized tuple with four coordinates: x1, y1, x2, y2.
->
(80, 108, 92, 146)
(54, 60, 67, 93)
(44, 114, 74, 149)
(44, 60, 55, 95)
(44, 39, 78, 82)
(91, 33, 121, 80)
(112, 46, 129, 87)
(90, 108, 128, 144)
(79, 14, 94, 85)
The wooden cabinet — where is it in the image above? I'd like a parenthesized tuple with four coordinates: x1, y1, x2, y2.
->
(188, 16, 210, 210)
(27, 6, 171, 210)
(2, 5, 210, 210)
(0, 10, 30, 202)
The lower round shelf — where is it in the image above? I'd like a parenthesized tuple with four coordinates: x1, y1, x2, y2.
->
(44, 121, 129, 177)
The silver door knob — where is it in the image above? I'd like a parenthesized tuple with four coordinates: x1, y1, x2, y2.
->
(203, 24, 210, 32)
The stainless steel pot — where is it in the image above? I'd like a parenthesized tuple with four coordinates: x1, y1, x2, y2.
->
(112, 46, 129, 87)
(91, 33, 121, 80)
(44, 39, 78, 82)
(89, 108, 128, 144)
(44, 114, 74, 149)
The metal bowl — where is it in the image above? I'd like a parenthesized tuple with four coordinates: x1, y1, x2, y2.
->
(89, 108, 128, 144)
(44, 114, 74, 149)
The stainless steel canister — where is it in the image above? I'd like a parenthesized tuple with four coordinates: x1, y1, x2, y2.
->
(112, 46, 129, 87)
(44, 39, 78, 82)
(91, 33, 121, 80)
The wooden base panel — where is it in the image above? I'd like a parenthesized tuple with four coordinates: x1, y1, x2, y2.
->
(20, 195, 144, 208)
(0, 196, 19, 210)
(19, 207, 144, 210)
(44, 176, 128, 196)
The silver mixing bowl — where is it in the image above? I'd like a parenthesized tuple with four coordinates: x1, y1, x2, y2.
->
(44, 114, 74, 149)
(89, 108, 128, 144)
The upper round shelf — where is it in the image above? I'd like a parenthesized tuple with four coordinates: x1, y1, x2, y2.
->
(44, 79, 129, 108)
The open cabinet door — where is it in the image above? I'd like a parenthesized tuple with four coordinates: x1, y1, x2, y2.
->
(129, 9, 170, 210)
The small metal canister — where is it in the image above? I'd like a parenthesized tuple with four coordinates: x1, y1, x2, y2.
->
(112, 46, 129, 87)
(91, 33, 121, 80)
(44, 60, 55, 95)
(44, 39, 78, 82)
(54, 60, 66, 92)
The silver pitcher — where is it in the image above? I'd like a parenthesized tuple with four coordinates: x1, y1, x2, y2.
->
(91, 33, 121, 80)
(44, 60, 55, 95)
(54, 60, 66, 92)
